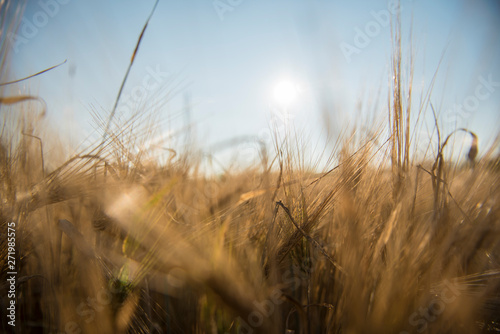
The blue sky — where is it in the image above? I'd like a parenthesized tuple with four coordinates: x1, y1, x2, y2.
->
(5, 0, 500, 168)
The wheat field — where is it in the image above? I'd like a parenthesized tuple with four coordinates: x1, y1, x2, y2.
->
(1, 1, 500, 334)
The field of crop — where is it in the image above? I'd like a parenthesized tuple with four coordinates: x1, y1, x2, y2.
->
(1, 1, 500, 334)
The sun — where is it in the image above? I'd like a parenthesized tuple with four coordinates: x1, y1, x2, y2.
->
(273, 79, 300, 106)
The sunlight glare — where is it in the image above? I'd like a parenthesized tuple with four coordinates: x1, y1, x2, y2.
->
(273, 79, 300, 106)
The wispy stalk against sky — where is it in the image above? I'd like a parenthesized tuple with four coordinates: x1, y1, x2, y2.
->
(5, 0, 500, 165)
